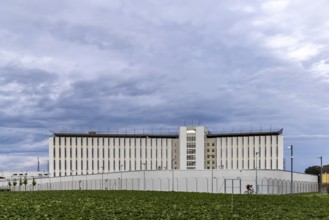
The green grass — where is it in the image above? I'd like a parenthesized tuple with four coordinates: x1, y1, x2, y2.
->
(0, 191, 329, 219)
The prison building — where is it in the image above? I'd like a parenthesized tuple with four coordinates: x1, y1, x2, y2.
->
(49, 126, 283, 177)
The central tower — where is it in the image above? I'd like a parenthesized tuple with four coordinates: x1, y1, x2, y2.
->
(179, 126, 207, 170)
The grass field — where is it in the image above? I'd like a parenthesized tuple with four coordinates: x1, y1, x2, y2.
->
(0, 190, 328, 219)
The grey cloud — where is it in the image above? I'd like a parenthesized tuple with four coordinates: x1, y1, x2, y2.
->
(44, 21, 133, 52)
(0, 0, 329, 172)
(0, 65, 58, 85)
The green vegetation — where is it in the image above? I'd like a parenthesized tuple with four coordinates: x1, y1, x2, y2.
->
(0, 191, 328, 219)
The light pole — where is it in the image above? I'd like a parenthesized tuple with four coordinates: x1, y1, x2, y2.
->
(48, 173, 52, 191)
(101, 166, 104, 190)
(255, 152, 259, 194)
(288, 145, 293, 194)
(71, 170, 74, 190)
(318, 156, 323, 194)
(59, 174, 62, 191)
(172, 159, 175, 191)
(120, 165, 123, 190)
(326, 172, 329, 193)
(211, 168, 214, 193)
(142, 163, 146, 191)
(85, 170, 88, 190)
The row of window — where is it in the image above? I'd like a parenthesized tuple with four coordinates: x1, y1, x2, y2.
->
(54, 147, 169, 160)
(53, 159, 169, 176)
(187, 143, 196, 149)
(54, 137, 170, 147)
(218, 136, 280, 147)
(219, 159, 279, 169)
(219, 146, 279, 159)
(186, 134, 196, 169)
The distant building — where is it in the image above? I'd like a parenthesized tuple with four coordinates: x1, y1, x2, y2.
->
(0, 171, 48, 181)
(49, 126, 284, 177)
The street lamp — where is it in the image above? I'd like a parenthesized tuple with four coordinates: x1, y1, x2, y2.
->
(211, 167, 214, 193)
(85, 170, 88, 190)
(71, 170, 74, 190)
(318, 156, 323, 194)
(288, 145, 293, 194)
(48, 173, 52, 191)
(255, 152, 259, 195)
(59, 173, 62, 191)
(101, 166, 104, 190)
(120, 165, 124, 190)
(171, 159, 175, 191)
(142, 163, 146, 191)
(325, 172, 329, 193)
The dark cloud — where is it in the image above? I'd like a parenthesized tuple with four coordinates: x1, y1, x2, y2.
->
(0, 65, 57, 85)
(0, 0, 329, 171)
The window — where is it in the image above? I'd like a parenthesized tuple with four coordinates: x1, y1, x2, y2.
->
(187, 149, 196, 154)
(187, 143, 196, 148)
(187, 136, 196, 141)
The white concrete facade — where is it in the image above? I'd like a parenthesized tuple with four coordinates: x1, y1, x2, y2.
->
(49, 135, 173, 177)
(49, 126, 284, 177)
(214, 135, 283, 170)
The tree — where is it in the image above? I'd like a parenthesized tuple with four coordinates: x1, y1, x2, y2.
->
(305, 164, 329, 184)
(32, 177, 37, 191)
(23, 176, 28, 191)
(19, 178, 23, 191)
(13, 179, 17, 190)
(8, 181, 11, 190)
(305, 166, 321, 175)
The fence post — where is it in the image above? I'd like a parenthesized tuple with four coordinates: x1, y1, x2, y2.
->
(224, 179, 226, 194)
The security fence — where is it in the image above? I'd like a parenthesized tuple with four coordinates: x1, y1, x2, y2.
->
(1, 170, 318, 194)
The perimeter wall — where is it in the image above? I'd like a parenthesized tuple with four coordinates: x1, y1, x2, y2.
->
(1, 170, 318, 194)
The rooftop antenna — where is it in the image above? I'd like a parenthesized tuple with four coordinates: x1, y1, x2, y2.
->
(37, 157, 40, 172)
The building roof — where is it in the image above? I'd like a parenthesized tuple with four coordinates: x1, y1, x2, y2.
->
(51, 131, 179, 139)
(207, 128, 283, 138)
(51, 128, 283, 138)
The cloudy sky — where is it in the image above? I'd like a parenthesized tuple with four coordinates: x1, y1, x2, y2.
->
(0, 0, 329, 172)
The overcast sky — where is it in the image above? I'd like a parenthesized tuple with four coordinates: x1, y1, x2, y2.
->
(0, 0, 329, 172)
